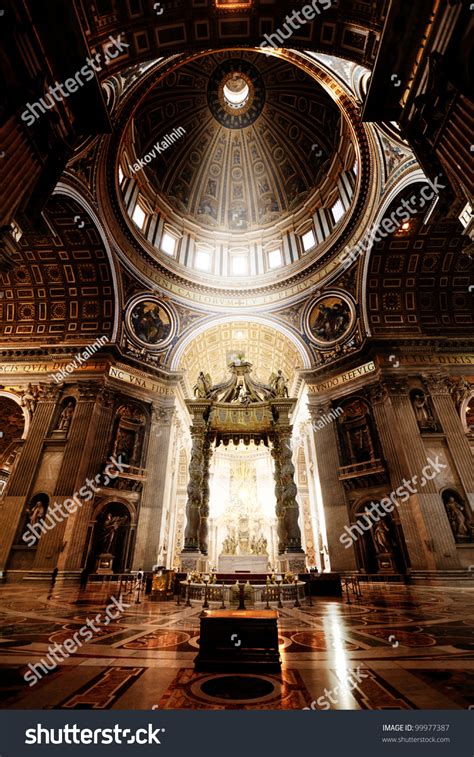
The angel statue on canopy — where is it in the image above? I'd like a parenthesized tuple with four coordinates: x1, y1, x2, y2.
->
(269, 370, 289, 398)
(193, 371, 213, 398)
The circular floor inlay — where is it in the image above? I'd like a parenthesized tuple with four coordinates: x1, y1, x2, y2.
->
(200, 675, 275, 701)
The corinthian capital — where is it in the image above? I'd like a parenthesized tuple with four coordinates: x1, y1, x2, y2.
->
(151, 403, 174, 424)
(309, 401, 332, 420)
(421, 371, 450, 395)
(385, 377, 409, 396)
(77, 382, 99, 402)
(366, 381, 388, 404)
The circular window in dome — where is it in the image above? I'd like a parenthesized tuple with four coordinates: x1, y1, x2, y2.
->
(208, 59, 265, 128)
(223, 76, 250, 108)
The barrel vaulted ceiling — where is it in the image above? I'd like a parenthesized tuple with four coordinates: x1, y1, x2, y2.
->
(177, 321, 303, 390)
(0, 197, 116, 346)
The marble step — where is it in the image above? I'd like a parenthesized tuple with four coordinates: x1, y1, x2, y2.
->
(409, 570, 474, 584)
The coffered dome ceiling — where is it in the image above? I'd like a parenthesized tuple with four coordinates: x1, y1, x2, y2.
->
(129, 51, 343, 234)
(112, 48, 364, 292)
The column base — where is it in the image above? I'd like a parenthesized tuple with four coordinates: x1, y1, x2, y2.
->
(180, 551, 207, 573)
(284, 551, 307, 573)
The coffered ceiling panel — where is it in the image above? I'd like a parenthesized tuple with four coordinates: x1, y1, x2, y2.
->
(178, 321, 302, 390)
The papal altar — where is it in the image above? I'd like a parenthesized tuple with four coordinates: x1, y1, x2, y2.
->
(179, 578, 306, 607)
(218, 555, 269, 573)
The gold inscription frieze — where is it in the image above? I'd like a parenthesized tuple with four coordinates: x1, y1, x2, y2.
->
(0, 361, 109, 375)
(108, 366, 173, 395)
(381, 354, 474, 367)
(307, 361, 377, 394)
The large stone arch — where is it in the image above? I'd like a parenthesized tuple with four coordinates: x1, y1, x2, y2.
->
(170, 313, 312, 382)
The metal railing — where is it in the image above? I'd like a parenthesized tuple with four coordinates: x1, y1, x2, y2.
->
(177, 581, 306, 610)
(338, 459, 385, 479)
(340, 575, 362, 603)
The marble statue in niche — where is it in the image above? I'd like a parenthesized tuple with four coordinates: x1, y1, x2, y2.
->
(97, 512, 128, 554)
(27, 498, 47, 526)
(113, 429, 134, 465)
(56, 402, 75, 432)
(373, 519, 395, 553)
(442, 491, 472, 542)
(18, 494, 50, 544)
(411, 390, 438, 431)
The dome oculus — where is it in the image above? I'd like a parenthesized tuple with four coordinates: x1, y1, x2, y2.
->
(208, 59, 265, 128)
(223, 76, 250, 108)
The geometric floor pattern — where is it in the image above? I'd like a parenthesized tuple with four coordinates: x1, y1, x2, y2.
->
(0, 582, 473, 710)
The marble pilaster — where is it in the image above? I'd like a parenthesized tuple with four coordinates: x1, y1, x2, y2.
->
(383, 377, 460, 570)
(58, 386, 117, 572)
(132, 403, 176, 571)
(308, 400, 357, 572)
(428, 377, 474, 510)
(0, 386, 59, 571)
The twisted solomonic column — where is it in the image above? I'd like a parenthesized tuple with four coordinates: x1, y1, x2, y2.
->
(279, 429, 304, 553)
(271, 436, 286, 554)
(183, 427, 205, 552)
(198, 435, 213, 556)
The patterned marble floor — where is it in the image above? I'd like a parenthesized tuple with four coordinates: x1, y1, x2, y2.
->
(0, 581, 473, 710)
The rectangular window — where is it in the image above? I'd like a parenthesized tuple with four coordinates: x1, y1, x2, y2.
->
(302, 229, 316, 252)
(195, 250, 211, 271)
(132, 204, 146, 229)
(161, 232, 177, 256)
(268, 248, 283, 269)
(331, 199, 345, 224)
(231, 255, 248, 275)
